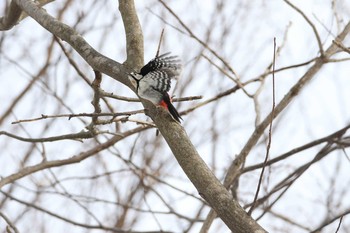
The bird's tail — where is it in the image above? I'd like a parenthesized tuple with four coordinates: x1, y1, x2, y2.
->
(160, 93, 182, 123)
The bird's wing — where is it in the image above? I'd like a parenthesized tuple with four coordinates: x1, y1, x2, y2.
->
(140, 53, 182, 76)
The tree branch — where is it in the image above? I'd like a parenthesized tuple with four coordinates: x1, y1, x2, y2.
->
(0, 130, 95, 142)
(13, 0, 132, 89)
(284, 0, 324, 56)
(0, 1, 22, 30)
(11, 0, 267, 232)
(0, 190, 168, 233)
(0, 125, 149, 189)
(119, 0, 144, 69)
(223, 20, 350, 190)
(0, 0, 56, 31)
(0, 211, 19, 233)
(149, 108, 267, 233)
(119, 1, 267, 233)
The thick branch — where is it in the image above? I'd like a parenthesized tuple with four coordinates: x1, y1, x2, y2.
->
(119, 0, 144, 69)
(149, 108, 267, 233)
(118, 1, 266, 232)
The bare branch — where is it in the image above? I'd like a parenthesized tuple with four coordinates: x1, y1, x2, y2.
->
(5, 1, 346, 232)
(248, 38, 277, 215)
(223, 20, 350, 190)
(335, 216, 344, 233)
(0, 190, 169, 233)
(150, 107, 267, 232)
(119, 0, 144, 69)
(11, 111, 142, 124)
(0, 1, 22, 30)
(243, 124, 350, 173)
(245, 143, 338, 212)
(0, 125, 149, 189)
(181, 85, 240, 115)
(173, 95, 203, 102)
(53, 36, 91, 85)
(267, 210, 312, 232)
(158, 0, 240, 80)
(0, 130, 95, 142)
(311, 209, 350, 233)
(14, 0, 132, 88)
(156, 29, 165, 57)
(100, 90, 140, 102)
(284, 0, 324, 56)
(0, 212, 19, 233)
(101, 91, 202, 103)
(0, 54, 52, 125)
(333, 39, 350, 54)
(201, 54, 252, 97)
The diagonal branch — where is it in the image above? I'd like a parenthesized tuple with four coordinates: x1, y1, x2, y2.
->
(223, 20, 350, 190)
(284, 0, 324, 56)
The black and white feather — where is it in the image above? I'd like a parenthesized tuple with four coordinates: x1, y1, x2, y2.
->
(139, 53, 182, 77)
(129, 53, 183, 122)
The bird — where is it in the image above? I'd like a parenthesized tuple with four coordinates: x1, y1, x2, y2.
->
(129, 53, 182, 123)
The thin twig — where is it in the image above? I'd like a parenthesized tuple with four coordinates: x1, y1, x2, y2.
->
(181, 86, 240, 115)
(335, 216, 343, 233)
(172, 95, 203, 102)
(0, 125, 150, 188)
(0, 130, 95, 143)
(100, 90, 140, 102)
(222, 21, 350, 192)
(248, 37, 277, 215)
(0, 212, 20, 233)
(0, 190, 169, 233)
(54, 36, 91, 85)
(156, 28, 165, 57)
(158, 0, 240, 79)
(284, 0, 324, 56)
(332, 39, 350, 54)
(242, 124, 350, 173)
(310, 209, 350, 233)
(101, 90, 202, 103)
(245, 143, 335, 212)
(11, 111, 142, 124)
(201, 54, 252, 97)
(268, 210, 312, 231)
(112, 118, 156, 127)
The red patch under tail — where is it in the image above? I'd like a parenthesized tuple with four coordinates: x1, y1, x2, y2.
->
(160, 93, 182, 123)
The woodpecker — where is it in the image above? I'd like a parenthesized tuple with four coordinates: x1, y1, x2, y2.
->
(129, 53, 182, 122)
